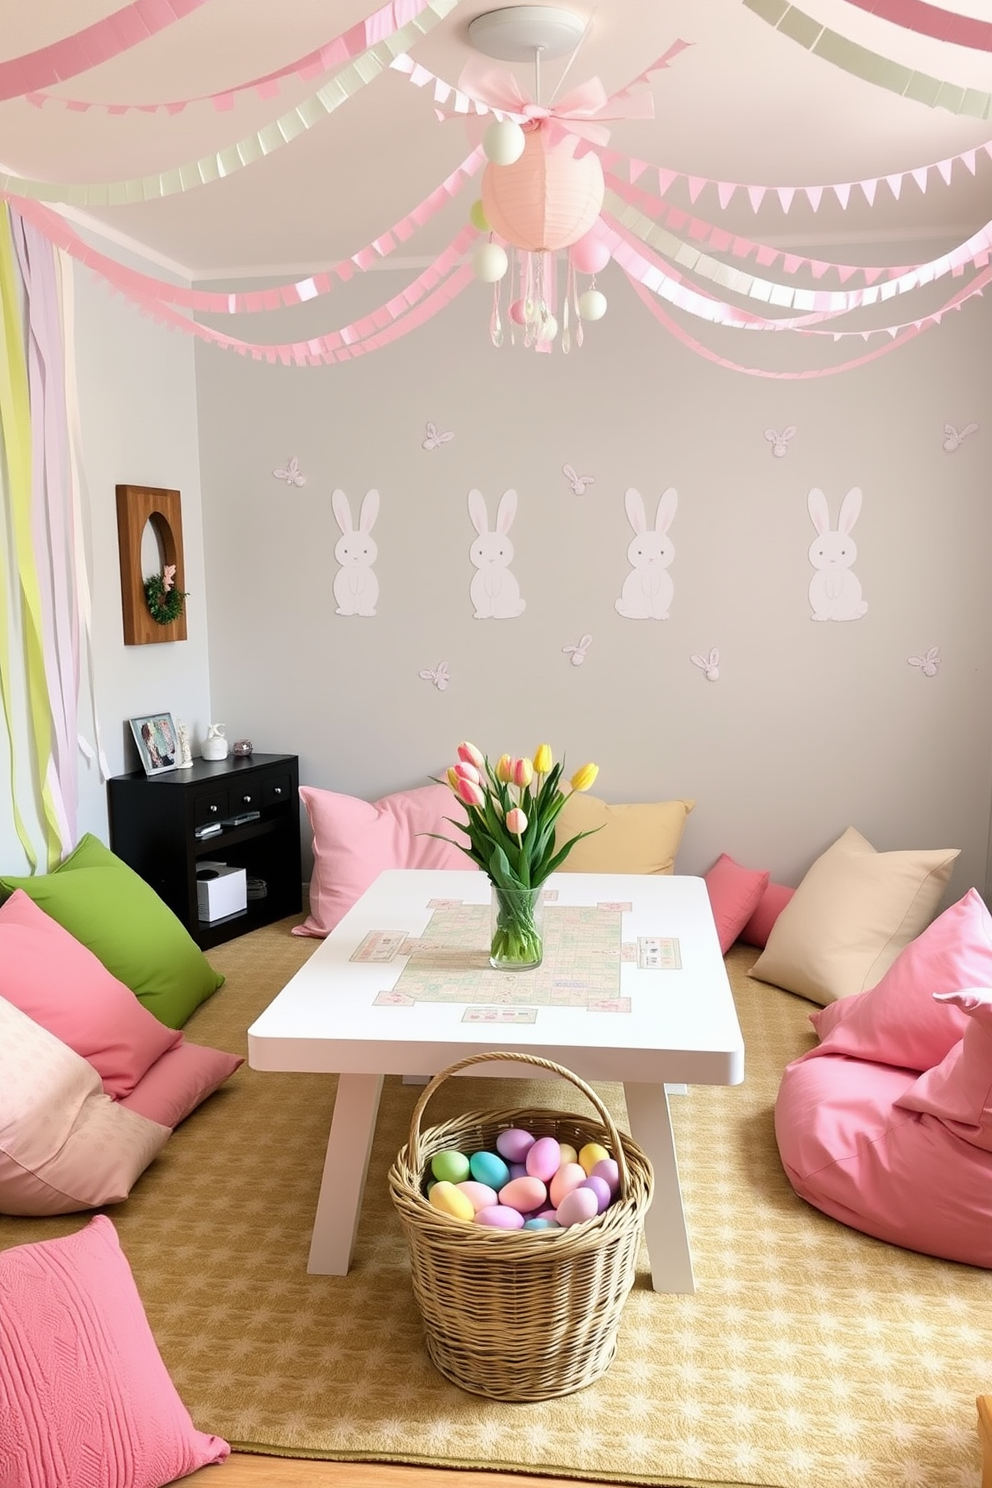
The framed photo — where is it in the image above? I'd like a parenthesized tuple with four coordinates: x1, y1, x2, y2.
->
(129, 712, 179, 776)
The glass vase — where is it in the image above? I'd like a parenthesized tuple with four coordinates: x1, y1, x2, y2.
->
(489, 882, 544, 971)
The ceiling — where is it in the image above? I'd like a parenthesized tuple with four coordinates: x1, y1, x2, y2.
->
(0, 0, 989, 284)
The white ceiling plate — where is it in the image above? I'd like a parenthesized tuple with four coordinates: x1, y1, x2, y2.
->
(467, 6, 587, 62)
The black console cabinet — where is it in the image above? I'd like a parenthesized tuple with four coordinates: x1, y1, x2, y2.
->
(108, 752, 301, 950)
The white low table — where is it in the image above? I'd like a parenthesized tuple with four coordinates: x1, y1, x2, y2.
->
(248, 869, 745, 1293)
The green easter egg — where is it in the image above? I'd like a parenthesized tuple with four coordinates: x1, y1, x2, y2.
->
(469, 199, 490, 232)
(431, 1148, 470, 1184)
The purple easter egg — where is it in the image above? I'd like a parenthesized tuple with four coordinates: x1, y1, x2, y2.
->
(555, 1185, 599, 1228)
(475, 1204, 525, 1229)
(508, 1162, 528, 1180)
(499, 1175, 547, 1214)
(496, 1127, 535, 1163)
(590, 1157, 620, 1196)
(581, 1175, 612, 1213)
(525, 1136, 561, 1183)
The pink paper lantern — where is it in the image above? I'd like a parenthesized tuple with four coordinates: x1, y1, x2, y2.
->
(481, 125, 605, 254)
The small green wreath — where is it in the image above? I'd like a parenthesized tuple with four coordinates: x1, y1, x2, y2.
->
(144, 569, 189, 626)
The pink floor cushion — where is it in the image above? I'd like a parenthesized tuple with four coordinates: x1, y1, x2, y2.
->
(776, 1042, 992, 1267)
(739, 881, 795, 949)
(703, 854, 770, 954)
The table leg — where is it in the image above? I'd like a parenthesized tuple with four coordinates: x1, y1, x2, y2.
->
(622, 1080, 696, 1294)
(307, 1072, 384, 1275)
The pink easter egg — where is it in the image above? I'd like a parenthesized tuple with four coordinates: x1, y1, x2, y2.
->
(549, 1162, 587, 1208)
(533, 1205, 558, 1220)
(508, 298, 526, 325)
(581, 1175, 613, 1214)
(499, 1175, 547, 1214)
(526, 1136, 561, 1183)
(556, 1185, 600, 1228)
(457, 1180, 499, 1213)
(496, 1127, 535, 1163)
(475, 1204, 525, 1229)
(590, 1157, 620, 1197)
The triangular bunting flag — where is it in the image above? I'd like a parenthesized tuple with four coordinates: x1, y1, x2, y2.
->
(755, 244, 777, 267)
(746, 185, 766, 211)
(776, 186, 795, 212)
(836, 265, 857, 284)
(804, 185, 823, 211)
(833, 183, 851, 209)
(656, 167, 677, 195)
(716, 182, 736, 209)
(783, 254, 803, 273)
(629, 159, 650, 184)
(911, 167, 929, 194)
(885, 174, 903, 200)
(936, 158, 954, 185)
(962, 150, 977, 175)
(862, 267, 882, 284)
(860, 179, 877, 206)
(809, 260, 830, 280)
(686, 176, 706, 203)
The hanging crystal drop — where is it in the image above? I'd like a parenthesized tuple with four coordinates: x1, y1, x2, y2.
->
(561, 293, 571, 354)
(490, 282, 503, 348)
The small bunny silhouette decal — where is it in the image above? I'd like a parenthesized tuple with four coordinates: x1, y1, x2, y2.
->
(615, 487, 677, 620)
(807, 487, 867, 622)
(419, 661, 450, 690)
(764, 426, 796, 458)
(332, 488, 379, 617)
(691, 649, 720, 681)
(562, 464, 595, 495)
(273, 456, 306, 486)
(909, 647, 940, 677)
(563, 633, 592, 666)
(943, 422, 978, 453)
(422, 421, 454, 451)
(468, 488, 525, 618)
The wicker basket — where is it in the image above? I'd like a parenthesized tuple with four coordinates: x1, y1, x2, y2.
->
(387, 1050, 654, 1402)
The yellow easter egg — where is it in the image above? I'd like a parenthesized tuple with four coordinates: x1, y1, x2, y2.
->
(579, 1141, 610, 1176)
(469, 198, 490, 232)
(558, 1143, 578, 1167)
(429, 1180, 475, 1222)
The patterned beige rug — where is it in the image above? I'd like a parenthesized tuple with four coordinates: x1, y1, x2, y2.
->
(2, 921, 988, 1488)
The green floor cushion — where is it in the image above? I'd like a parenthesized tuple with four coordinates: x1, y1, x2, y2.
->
(0, 834, 224, 1029)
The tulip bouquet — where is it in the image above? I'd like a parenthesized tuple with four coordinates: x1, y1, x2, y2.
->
(436, 741, 600, 969)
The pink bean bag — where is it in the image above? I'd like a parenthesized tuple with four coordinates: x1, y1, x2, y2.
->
(776, 987, 992, 1267)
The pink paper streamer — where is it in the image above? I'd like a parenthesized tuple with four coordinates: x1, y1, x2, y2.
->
(0, 0, 209, 103)
(26, 0, 443, 114)
(841, 0, 992, 49)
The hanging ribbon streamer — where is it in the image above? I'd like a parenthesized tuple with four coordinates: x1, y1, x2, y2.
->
(0, 0, 211, 104)
(0, 0, 461, 207)
(3, 145, 484, 315)
(742, 0, 992, 118)
(840, 0, 992, 51)
(26, 0, 453, 115)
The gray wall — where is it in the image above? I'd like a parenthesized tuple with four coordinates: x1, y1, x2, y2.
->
(193, 265, 992, 898)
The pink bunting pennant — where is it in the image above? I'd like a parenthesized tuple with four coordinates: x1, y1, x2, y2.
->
(962, 150, 978, 175)
(886, 174, 903, 200)
(839, 0, 992, 51)
(628, 160, 651, 184)
(936, 158, 954, 185)
(860, 179, 877, 205)
(717, 182, 737, 209)
(805, 186, 823, 211)
(776, 186, 796, 212)
(656, 167, 678, 196)
(833, 184, 851, 209)
(686, 177, 706, 204)
(910, 167, 929, 193)
(746, 185, 767, 212)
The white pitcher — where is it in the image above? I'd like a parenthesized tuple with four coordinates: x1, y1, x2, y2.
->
(202, 723, 229, 761)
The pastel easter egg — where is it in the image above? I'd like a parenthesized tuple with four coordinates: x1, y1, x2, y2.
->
(476, 1205, 524, 1230)
(525, 1136, 561, 1183)
(499, 1175, 547, 1214)
(549, 1162, 588, 1208)
(555, 1185, 599, 1228)
(431, 1149, 470, 1184)
(590, 1157, 620, 1196)
(469, 1150, 510, 1190)
(532, 1205, 558, 1220)
(429, 1180, 475, 1222)
(457, 1180, 498, 1213)
(523, 1217, 561, 1230)
(581, 1175, 613, 1214)
(558, 1143, 579, 1167)
(496, 1128, 535, 1163)
(579, 1141, 610, 1175)
(508, 1162, 528, 1180)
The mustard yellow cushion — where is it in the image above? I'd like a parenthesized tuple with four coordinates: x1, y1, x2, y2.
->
(554, 793, 695, 875)
(749, 826, 960, 1006)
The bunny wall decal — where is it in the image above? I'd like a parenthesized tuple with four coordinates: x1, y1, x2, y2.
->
(332, 488, 379, 616)
(468, 488, 525, 618)
(615, 487, 678, 620)
(807, 487, 868, 622)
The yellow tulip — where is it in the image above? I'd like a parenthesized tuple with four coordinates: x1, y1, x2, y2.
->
(495, 753, 514, 783)
(533, 742, 553, 774)
(570, 762, 599, 793)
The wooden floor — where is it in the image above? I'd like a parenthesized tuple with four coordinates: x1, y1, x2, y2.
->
(184, 1459, 604, 1486)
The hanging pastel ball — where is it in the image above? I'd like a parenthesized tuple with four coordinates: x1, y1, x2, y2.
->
(579, 1141, 610, 1176)
(469, 198, 490, 232)
(476, 1204, 525, 1229)
(558, 1143, 579, 1167)
(556, 1185, 599, 1228)
(457, 1180, 499, 1213)
(497, 1128, 535, 1163)
(526, 1136, 561, 1183)
(549, 1162, 588, 1208)
(499, 1175, 547, 1214)
(429, 1180, 476, 1222)
(581, 1175, 613, 1214)
(569, 231, 611, 275)
(431, 1149, 470, 1184)
(472, 241, 509, 283)
(590, 1157, 620, 1196)
(508, 298, 527, 325)
(483, 119, 526, 166)
(578, 288, 608, 321)
(470, 1149, 510, 1190)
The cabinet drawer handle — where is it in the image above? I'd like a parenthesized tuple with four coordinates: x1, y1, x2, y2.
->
(210, 804, 218, 814)
(242, 794, 252, 804)
(273, 786, 282, 795)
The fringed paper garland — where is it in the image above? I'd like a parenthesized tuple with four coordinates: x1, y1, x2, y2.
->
(841, 0, 992, 51)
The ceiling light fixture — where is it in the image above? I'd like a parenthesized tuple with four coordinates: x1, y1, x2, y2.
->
(465, 6, 610, 353)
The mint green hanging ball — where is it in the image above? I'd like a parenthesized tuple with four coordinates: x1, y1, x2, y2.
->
(469, 199, 490, 232)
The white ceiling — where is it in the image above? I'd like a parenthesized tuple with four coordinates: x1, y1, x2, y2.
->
(1, 0, 990, 281)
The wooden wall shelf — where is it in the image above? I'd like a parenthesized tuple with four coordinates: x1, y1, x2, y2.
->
(116, 483, 187, 646)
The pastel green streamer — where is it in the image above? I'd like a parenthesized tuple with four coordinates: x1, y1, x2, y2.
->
(0, 0, 461, 207)
(0, 209, 62, 869)
(743, 0, 991, 118)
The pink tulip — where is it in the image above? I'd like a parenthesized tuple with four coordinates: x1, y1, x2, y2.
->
(457, 741, 485, 771)
(505, 807, 528, 835)
(446, 767, 460, 791)
(512, 757, 534, 788)
(495, 753, 514, 783)
(454, 762, 481, 785)
(454, 776, 485, 808)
